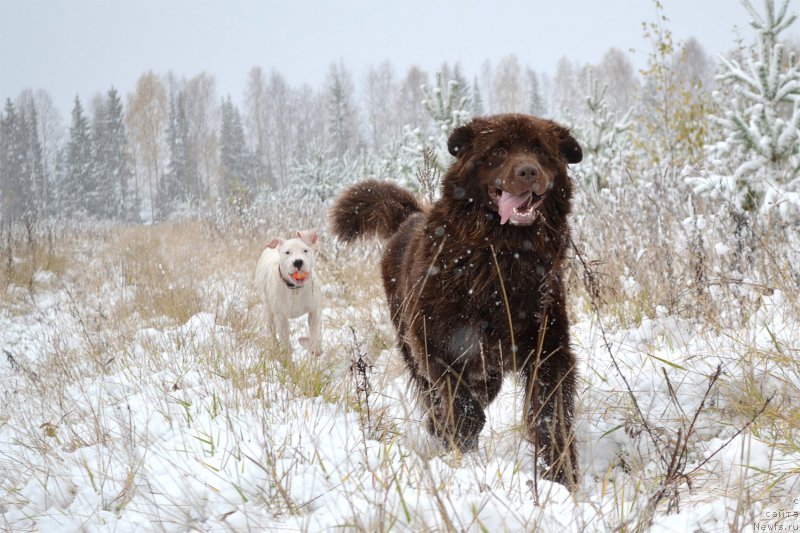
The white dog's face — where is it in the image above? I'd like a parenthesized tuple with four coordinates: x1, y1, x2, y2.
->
(268, 230, 318, 287)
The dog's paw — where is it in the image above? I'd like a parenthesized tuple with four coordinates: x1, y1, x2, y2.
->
(425, 392, 485, 453)
(298, 337, 322, 356)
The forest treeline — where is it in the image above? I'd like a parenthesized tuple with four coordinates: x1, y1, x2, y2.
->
(2, 0, 799, 227)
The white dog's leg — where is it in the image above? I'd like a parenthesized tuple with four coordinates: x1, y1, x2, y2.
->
(307, 310, 322, 356)
(263, 305, 278, 345)
(276, 316, 292, 353)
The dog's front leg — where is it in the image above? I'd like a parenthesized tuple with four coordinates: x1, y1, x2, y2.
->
(264, 307, 278, 345)
(416, 338, 485, 452)
(522, 308, 578, 490)
(275, 316, 292, 354)
(424, 372, 485, 452)
(307, 310, 322, 356)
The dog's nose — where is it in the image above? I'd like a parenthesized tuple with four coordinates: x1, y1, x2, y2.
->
(516, 163, 548, 195)
(515, 163, 539, 181)
(293, 259, 304, 269)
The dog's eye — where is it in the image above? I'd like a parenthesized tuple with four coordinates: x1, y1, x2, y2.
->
(304, 249, 308, 254)
(492, 147, 507, 159)
(285, 251, 290, 255)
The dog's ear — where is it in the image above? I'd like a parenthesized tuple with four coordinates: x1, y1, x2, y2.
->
(447, 123, 476, 158)
(267, 238, 283, 249)
(297, 229, 318, 246)
(557, 127, 582, 164)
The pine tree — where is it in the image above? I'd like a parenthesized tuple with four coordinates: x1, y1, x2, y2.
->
(93, 87, 135, 220)
(1, 99, 33, 219)
(471, 77, 485, 116)
(392, 72, 471, 193)
(19, 90, 61, 217)
(326, 60, 361, 157)
(160, 91, 191, 218)
(568, 71, 632, 191)
(289, 143, 356, 203)
(22, 105, 46, 217)
(692, 0, 800, 219)
(91, 95, 112, 217)
(219, 97, 256, 207)
(448, 63, 472, 113)
(528, 69, 547, 117)
(61, 96, 93, 216)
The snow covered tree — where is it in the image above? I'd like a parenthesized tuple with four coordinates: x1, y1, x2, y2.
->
(16, 95, 51, 217)
(183, 72, 218, 203)
(126, 71, 167, 223)
(92, 87, 136, 220)
(567, 71, 632, 191)
(293, 85, 327, 167)
(21, 105, 45, 217)
(397, 66, 430, 133)
(219, 97, 256, 207)
(1, 99, 35, 219)
(552, 57, 582, 119)
(692, 0, 800, 219)
(244, 66, 273, 189)
(527, 69, 547, 117)
(595, 48, 640, 113)
(326, 60, 361, 157)
(159, 91, 192, 218)
(364, 61, 400, 152)
(265, 70, 294, 186)
(17, 89, 62, 216)
(471, 77, 485, 116)
(60, 96, 93, 216)
(287, 143, 365, 203)
(493, 55, 526, 113)
(391, 71, 471, 193)
(439, 62, 471, 113)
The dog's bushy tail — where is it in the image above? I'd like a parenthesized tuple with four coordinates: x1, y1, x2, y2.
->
(330, 179, 421, 242)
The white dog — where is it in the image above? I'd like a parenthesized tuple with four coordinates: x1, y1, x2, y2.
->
(255, 229, 322, 356)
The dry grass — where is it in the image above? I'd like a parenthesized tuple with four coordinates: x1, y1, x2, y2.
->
(1, 188, 798, 531)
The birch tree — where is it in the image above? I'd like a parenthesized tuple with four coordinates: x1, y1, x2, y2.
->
(126, 71, 167, 223)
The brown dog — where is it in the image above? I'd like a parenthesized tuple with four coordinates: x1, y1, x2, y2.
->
(330, 114, 582, 488)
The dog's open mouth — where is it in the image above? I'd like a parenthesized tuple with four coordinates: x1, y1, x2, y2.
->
(286, 270, 311, 287)
(289, 270, 310, 284)
(488, 187, 544, 225)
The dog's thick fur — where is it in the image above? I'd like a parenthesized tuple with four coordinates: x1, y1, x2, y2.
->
(330, 114, 582, 487)
(255, 230, 322, 356)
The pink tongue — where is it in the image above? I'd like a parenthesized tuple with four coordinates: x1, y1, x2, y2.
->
(498, 191, 532, 224)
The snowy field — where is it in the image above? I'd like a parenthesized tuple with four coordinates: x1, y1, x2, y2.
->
(1, 209, 798, 532)
(3, 0, 800, 529)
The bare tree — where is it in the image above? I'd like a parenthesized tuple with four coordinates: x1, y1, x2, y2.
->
(126, 71, 167, 223)
(595, 47, 640, 112)
(678, 37, 715, 89)
(364, 61, 398, 151)
(184, 72, 218, 203)
(293, 84, 327, 160)
(479, 59, 494, 113)
(493, 54, 526, 113)
(265, 69, 294, 186)
(244, 66, 273, 189)
(398, 65, 430, 130)
(552, 56, 583, 118)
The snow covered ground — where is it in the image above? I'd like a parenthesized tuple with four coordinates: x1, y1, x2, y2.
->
(1, 220, 798, 532)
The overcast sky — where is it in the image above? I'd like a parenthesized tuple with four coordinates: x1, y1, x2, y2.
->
(1, 0, 798, 115)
